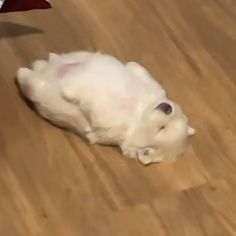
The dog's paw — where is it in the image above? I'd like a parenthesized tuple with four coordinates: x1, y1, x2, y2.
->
(126, 61, 151, 80)
(188, 127, 196, 136)
(32, 60, 48, 71)
(86, 132, 99, 144)
(49, 52, 60, 62)
(120, 146, 138, 159)
(17, 67, 32, 81)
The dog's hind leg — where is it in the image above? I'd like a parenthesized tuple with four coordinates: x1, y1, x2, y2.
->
(17, 67, 46, 100)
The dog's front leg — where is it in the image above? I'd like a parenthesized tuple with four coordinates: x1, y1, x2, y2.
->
(60, 86, 93, 137)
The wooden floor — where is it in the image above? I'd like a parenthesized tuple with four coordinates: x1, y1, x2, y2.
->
(0, 0, 236, 235)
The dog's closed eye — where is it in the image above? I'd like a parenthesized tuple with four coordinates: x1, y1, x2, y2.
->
(157, 126, 165, 134)
(160, 126, 165, 130)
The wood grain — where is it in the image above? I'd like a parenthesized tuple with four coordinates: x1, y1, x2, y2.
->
(0, 0, 236, 235)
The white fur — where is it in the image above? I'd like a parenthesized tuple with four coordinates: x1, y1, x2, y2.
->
(17, 51, 195, 165)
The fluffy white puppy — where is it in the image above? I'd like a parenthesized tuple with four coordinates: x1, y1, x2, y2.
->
(17, 51, 195, 165)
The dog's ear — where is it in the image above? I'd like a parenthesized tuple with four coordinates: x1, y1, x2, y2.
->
(138, 147, 166, 165)
(137, 148, 155, 165)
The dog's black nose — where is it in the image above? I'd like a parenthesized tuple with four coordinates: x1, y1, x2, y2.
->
(156, 102, 172, 115)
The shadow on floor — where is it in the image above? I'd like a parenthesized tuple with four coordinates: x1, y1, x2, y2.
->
(0, 21, 43, 38)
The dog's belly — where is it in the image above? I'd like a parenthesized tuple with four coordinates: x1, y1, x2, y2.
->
(78, 84, 142, 128)
(41, 52, 165, 131)
(56, 55, 146, 128)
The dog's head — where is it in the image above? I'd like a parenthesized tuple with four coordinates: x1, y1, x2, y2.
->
(122, 101, 195, 165)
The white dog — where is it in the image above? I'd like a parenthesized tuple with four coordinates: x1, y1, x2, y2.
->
(17, 51, 195, 165)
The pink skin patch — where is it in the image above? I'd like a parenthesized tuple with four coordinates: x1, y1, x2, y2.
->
(56, 62, 80, 78)
(119, 96, 136, 111)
